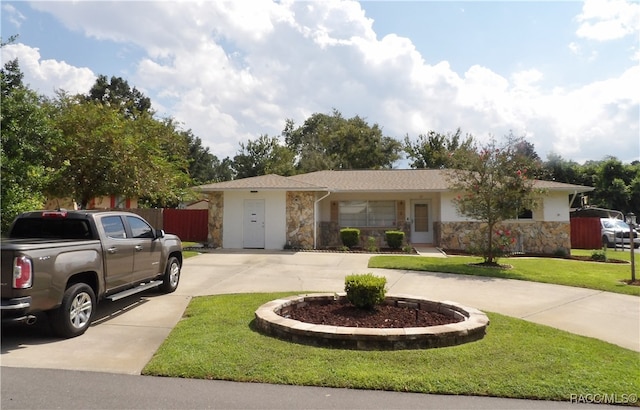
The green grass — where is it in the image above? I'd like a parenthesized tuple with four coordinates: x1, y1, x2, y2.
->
(368, 251, 640, 296)
(143, 292, 639, 402)
(181, 241, 201, 259)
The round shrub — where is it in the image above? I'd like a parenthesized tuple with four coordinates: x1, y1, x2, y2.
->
(344, 273, 387, 310)
(340, 228, 360, 248)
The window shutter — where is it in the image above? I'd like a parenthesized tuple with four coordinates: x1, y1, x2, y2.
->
(331, 201, 339, 222)
(397, 201, 405, 225)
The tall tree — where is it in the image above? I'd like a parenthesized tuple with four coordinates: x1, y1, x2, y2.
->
(447, 135, 542, 265)
(86, 75, 152, 119)
(593, 157, 633, 213)
(283, 109, 401, 172)
(183, 130, 220, 184)
(1, 59, 58, 233)
(542, 153, 581, 183)
(404, 128, 475, 169)
(232, 134, 295, 179)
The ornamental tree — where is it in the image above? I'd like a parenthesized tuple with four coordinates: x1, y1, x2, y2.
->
(447, 135, 542, 265)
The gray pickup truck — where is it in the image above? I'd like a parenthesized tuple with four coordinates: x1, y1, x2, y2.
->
(1, 210, 182, 338)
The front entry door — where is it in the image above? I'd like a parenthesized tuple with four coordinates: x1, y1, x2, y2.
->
(243, 199, 265, 248)
(411, 200, 432, 244)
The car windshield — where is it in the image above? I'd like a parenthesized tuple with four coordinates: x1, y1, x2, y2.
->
(602, 219, 631, 230)
(613, 220, 630, 230)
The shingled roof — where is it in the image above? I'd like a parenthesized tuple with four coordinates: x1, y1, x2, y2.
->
(195, 169, 593, 193)
(196, 174, 323, 191)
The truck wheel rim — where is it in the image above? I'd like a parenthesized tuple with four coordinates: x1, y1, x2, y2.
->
(169, 262, 180, 287)
(70, 292, 93, 329)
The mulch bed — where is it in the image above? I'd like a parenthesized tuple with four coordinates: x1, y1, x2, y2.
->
(285, 300, 463, 328)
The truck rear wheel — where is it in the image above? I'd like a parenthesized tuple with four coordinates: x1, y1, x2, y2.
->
(159, 256, 180, 293)
(49, 283, 95, 338)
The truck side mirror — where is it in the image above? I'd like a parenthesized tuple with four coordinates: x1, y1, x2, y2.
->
(155, 229, 165, 240)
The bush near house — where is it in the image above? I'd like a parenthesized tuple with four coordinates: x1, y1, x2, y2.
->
(340, 228, 360, 248)
(385, 230, 405, 249)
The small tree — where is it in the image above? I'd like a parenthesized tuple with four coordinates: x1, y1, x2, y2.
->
(447, 135, 542, 265)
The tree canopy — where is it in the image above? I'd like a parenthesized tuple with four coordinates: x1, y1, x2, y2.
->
(283, 109, 401, 172)
(232, 134, 295, 179)
(47, 95, 191, 208)
(404, 128, 475, 169)
(86, 74, 152, 119)
(1, 59, 58, 232)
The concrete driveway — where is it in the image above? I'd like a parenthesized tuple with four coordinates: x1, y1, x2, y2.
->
(1, 250, 638, 375)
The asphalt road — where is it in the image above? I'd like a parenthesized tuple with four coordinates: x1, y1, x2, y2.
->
(0, 367, 621, 410)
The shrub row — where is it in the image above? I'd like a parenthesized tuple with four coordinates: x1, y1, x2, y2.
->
(339, 228, 406, 250)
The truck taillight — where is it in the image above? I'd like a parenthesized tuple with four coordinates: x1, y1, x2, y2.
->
(13, 256, 33, 289)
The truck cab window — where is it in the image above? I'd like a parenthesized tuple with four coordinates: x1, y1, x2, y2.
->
(127, 216, 154, 239)
(102, 216, 127, 239)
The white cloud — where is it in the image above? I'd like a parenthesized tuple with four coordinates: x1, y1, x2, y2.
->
(2, 4, 25, 28)
(1, 44, 96, 95)
(576, 0, 640, 41)
(568, 42, 581, 55)
(5, 0, 640, 164)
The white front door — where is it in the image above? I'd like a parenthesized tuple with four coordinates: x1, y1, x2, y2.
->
(411, 200, 432, 244)
(243, 199, 265, 248)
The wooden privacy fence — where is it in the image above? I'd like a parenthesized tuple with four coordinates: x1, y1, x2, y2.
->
(110, 208, 209, 242)
(163, 209, 208, 243)
(570, 217, 602, 249)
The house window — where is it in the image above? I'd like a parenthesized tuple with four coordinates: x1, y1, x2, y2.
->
(339, 201, 396, 227)
(517, 208, 533, 219)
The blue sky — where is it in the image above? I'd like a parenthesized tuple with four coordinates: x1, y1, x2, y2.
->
(2, 1, 639, 165)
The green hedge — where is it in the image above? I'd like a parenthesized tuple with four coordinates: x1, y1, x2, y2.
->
(344, 273, 387, 310)
(340, 228, 360, 248)
(385, 230, 405, 249)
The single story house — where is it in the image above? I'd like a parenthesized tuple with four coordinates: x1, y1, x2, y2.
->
(195, 169, 593, 254)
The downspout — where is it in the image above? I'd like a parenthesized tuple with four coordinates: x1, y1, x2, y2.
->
(313, 191, 331, 249)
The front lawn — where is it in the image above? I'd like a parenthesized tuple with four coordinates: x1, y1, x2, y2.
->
(368, 251, 639, 296)
(143, 292, 639, 403)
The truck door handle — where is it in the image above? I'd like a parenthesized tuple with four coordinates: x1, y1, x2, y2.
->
(135, 245, 143, 252)
(107, 247, 117, 254)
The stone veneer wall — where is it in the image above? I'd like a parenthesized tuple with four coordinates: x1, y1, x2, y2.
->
(286, 192, 315, 249)
(206, 192, 223, 248)
(435, 221, 571, 255)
